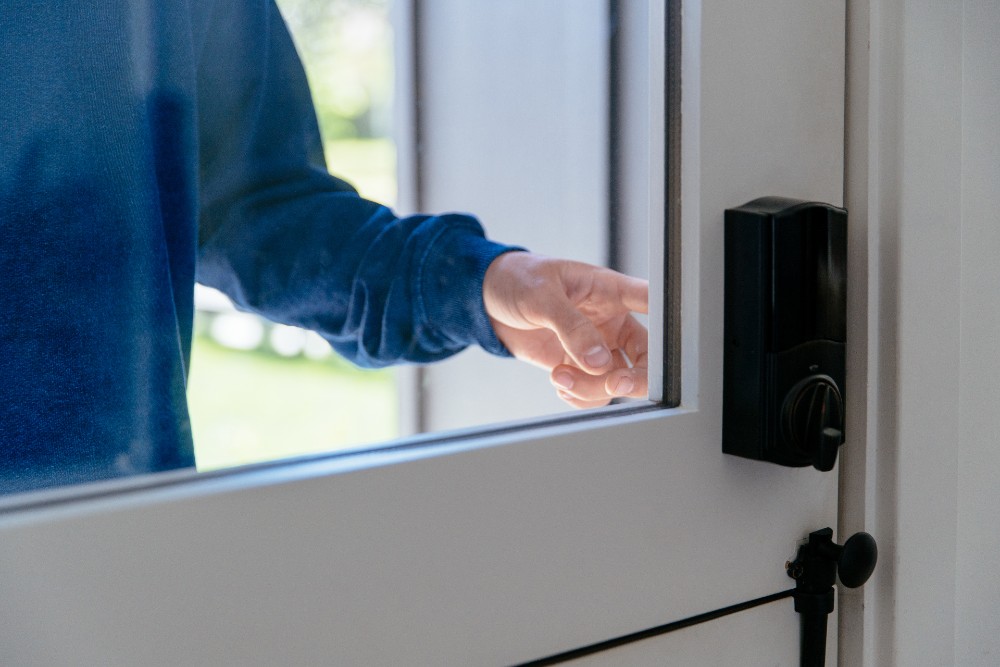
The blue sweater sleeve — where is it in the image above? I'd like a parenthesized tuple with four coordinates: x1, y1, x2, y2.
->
(194, 0, 521, 367)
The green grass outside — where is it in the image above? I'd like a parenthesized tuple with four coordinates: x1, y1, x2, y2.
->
(188, 336, 398, 471)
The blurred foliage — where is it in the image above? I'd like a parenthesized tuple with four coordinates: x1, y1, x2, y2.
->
(325, 137, 396, 205)
(277, 0, 393, 140)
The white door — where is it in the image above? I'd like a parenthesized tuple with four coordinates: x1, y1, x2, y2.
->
(0, 1, 847, 664)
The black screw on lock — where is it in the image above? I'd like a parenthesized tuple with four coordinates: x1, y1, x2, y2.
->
(787, 528, 877, 667)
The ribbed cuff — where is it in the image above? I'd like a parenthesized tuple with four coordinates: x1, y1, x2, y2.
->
(418, 215, 526, 357)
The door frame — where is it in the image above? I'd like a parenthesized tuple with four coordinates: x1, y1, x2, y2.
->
(839, 1, 1000, 664)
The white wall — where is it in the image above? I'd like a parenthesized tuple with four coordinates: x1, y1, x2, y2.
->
(842, 1, 1000, 664)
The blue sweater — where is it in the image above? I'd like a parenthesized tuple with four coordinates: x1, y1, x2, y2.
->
(0, 0, 517, 493)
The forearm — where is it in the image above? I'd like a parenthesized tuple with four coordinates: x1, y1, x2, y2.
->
(198, 186, 518, 366)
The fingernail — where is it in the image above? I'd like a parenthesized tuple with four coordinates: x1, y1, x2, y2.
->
(584, 346, 611, 369)
(553, 372, 575, 390)
(613, 376, 635, 396)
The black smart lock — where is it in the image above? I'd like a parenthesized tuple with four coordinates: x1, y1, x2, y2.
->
(722, 197, 847, 471)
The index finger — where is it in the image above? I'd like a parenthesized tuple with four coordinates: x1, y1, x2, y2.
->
(607, 272, 649, 315)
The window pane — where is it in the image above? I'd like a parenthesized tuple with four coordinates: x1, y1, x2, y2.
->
(1, 0, 655, 495)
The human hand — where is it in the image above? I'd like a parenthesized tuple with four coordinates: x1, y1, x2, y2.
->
(482, 251, 649, 408)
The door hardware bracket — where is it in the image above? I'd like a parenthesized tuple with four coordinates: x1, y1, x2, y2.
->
(787, 527, 877, 667)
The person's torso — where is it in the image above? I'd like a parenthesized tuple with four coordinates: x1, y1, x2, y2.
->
(0, 0, 220, 491)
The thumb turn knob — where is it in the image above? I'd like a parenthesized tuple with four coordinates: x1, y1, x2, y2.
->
(820, 531, 878, 588)
(782, 376, 845, 471)
(789, 527, 879, 591)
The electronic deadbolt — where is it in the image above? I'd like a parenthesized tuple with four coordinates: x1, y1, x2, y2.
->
(723, 197, 847, 471)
